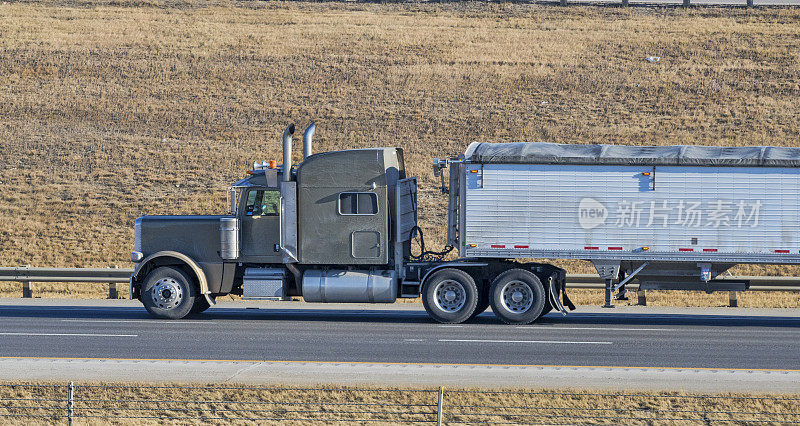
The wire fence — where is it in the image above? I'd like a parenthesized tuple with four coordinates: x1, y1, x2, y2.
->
(2, 382, 800, 425)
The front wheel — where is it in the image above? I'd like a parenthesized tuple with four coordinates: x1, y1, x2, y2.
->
(490, 269, 546, 325)
(142, 266, 197, 320)
(422, 268, 478, 324)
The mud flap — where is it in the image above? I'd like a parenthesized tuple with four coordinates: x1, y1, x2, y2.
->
(547, 271, 574, 316)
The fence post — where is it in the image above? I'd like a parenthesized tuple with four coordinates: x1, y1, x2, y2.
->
(68, 381, 74, 426)
(108, 265, 119, 299)
(637, 290, 646, 306)
(729, 291, 738, 308)
(437, 386, 444, 426)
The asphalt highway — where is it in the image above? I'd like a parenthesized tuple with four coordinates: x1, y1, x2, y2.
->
(0, 300, 798, 370)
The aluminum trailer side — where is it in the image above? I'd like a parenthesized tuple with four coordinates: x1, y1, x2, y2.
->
(437, 142, 800, 308)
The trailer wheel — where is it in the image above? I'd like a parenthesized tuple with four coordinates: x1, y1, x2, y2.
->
(141, 266, 197, 320)
(490, 269, 546, 325)
(422, 268, 478, 324)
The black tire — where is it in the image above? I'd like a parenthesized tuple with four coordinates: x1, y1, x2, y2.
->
(470, 285, 491, 320)
(422, 268, 479, 324)
(141, 266, 197, 320)
(190, 296, 214, 315)
(490, 269, 546, 325)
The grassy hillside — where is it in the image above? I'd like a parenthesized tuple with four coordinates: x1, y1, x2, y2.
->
(1, 1, 799, 284)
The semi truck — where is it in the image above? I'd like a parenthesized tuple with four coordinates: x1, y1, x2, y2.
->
(130, 123, 800, 324)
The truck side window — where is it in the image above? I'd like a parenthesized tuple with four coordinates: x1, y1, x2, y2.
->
(245, 190, 280, 216)
(339, 192, 378, 215)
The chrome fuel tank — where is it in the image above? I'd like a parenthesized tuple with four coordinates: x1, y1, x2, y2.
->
(302, 269, 397, 303)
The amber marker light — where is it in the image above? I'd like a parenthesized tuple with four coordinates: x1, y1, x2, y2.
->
(268, 160, 277, 169)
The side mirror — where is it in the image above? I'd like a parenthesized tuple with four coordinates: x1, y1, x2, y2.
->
(432, 158, 445, 177)
(432, 158, 449, 194)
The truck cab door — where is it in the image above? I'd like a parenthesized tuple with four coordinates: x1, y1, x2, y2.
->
(239, 188, 283, 263)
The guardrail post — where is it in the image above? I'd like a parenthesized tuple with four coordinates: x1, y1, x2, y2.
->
(683, 0, 691, 6)
(21, 265, 32, 298)
(560, 0, 567, 5)
(637, 290, 646, 306)
(108, 283, 119, 299)
(746, 0, 753, 6)
(437, 386, 444, 426)
(108, 265, 119, 299)
(68, 381, 74, 426)
(621, 0, 629, 6)
(729, 291, 738, 308)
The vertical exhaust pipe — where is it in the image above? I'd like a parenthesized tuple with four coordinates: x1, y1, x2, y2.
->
(282, 124, 295, 182)
(303, 122, 315, 160)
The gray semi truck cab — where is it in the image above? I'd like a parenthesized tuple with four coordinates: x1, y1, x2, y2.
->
(131, 124, 565, 323)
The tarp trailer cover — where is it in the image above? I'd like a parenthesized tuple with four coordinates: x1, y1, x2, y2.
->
(440, 142, 800, 305)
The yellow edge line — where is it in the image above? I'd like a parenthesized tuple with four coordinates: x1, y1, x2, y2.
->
(1, 356, 799, 373)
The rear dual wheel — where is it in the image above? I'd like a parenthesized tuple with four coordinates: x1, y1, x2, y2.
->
(490, 269, 546, 325)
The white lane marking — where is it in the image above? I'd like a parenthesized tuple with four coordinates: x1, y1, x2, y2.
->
(439, 325, 463, 328)
(0, 332, 138, 337)
(439, 339, 612, 345)
(519, 327, 679, 331)
(61, 319, 206, 324)
(404, 339, 425, 342)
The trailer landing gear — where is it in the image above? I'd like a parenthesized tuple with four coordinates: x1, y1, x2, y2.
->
(603, 278, 615, 308)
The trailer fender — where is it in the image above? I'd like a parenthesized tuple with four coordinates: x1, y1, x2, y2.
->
(132, 251, 214, 306)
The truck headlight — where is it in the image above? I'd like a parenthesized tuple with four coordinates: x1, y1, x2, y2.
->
(132, 217, 143, 262)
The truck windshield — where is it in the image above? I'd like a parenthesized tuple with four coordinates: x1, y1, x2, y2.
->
(245, 190, 280, 216)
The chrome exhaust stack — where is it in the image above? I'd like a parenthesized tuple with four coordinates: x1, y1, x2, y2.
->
(282, 124, 295, 182)
(302, 122, 315, 160)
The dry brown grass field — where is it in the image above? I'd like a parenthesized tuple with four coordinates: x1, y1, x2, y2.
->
(1, 0, 800, 305)
(2, 381, 799, 425)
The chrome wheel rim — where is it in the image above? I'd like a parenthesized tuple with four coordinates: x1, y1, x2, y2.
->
(501, 280, 534, 313)
(151, 277, 183, 310)
(433, 280, 466, 313)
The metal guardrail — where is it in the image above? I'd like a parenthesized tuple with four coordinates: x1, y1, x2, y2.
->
(1, 382, 799, 425)
(0, 267, 131, 299)
(0, 267, 132, 283)
(567, 273, 800, 291)
(1, 267, 799, 302)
